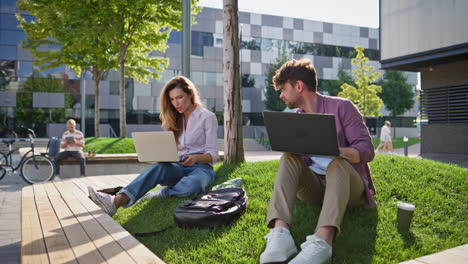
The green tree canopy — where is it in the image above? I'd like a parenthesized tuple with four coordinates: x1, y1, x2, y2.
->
(378, 70, 415, 117)
(101, 0, 200, 137)
(17, 0, 121, 137)
(338, 46, 384, 117)
(264, 52, 289, 111)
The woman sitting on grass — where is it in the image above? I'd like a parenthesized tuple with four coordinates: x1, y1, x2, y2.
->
(88, 76, 218, 216)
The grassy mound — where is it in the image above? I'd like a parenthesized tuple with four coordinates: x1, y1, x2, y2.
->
(114, 155, 467, 263)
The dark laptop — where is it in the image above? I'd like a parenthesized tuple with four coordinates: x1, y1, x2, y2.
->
(263, 111, 340, 156)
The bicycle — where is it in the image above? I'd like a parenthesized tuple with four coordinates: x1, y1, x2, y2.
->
(0, 129, 55, 184)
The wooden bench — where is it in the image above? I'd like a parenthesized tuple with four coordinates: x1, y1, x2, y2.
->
(21, 174, 165, 264)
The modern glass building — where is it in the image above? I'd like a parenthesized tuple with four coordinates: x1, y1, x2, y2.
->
(0, 3, 418, 137)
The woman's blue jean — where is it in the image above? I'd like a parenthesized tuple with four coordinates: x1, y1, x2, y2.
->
(119, 162, 215, 207)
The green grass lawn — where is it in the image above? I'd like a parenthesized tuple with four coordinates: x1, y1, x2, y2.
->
(83, 137, 421, 154)
(83, 137, 136, 154)
(113, 155, 467, 264)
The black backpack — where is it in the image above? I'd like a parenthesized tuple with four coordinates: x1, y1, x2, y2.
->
(47, 137, 61, 158)
(173, 187, 248, 229)
(92, 187, 248, 236)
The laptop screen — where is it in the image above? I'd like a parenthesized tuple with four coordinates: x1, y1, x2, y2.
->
(263, 111, 340, 156)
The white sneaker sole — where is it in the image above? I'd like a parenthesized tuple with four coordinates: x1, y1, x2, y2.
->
(259, 246, 298, 263)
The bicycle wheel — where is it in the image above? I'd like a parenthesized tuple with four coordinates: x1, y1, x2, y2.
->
(21, 155, 55, 184)
(0, 153, 7, 181)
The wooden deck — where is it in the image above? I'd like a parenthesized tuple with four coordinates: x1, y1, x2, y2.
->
(21, 174, 165, 264)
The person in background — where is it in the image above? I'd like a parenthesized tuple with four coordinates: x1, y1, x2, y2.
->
(375, 121, 393, 153)
(87, 76, 218, 217)
(54, 119, 85, 180)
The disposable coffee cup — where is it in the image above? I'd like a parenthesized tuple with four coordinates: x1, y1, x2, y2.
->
(397, 202, 416, 232)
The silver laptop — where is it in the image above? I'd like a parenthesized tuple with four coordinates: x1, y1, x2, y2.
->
(132, 131, 181, 162)
(263, 111, 340, 156)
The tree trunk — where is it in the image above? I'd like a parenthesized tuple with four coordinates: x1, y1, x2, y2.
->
(94, 78, 100, 137)
(119, 55, 126, 138)
(222, 0, 244, 164)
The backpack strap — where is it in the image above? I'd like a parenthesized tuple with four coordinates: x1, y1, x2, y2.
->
(132, 225, 174, 237)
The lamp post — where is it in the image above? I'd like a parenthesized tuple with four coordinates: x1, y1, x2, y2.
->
(403, 136, 408, 157)
(80, 70, 86, 136)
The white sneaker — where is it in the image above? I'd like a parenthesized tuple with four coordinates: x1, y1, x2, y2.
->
(53, 176, 61, 181)
(259, 227, 298, 263)
(289, 235, 332, 264)
(137, 187, 167, 203)
(88, 186, 117, 216)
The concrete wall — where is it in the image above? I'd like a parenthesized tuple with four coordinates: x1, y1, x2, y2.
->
(421, 123, 468, 155)
(381, 0, 468, 60)
(421, 60, 468, 89)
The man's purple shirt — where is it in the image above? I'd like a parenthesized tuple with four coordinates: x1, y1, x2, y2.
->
(303, 93, 377, 208)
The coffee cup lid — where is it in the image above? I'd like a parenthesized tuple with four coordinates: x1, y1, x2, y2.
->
(397, 201, 416, 211)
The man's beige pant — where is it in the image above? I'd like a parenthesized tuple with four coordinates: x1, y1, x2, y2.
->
(267, 153, 365, 235)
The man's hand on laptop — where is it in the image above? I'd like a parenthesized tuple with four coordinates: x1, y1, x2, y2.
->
(339, 147, 361, 163)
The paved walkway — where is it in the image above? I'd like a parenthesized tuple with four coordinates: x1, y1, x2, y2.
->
(0, 167, 28, 263)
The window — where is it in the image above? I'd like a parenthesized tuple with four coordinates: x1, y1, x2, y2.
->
(204, 72, 217, 86)
(0, 45, 16, 60)
(0, 14, 19, 30)
(241, 37, 260, 50)
(213, 33, 223, 47)
(18, 60, 32, 78)
(0, 30, 25, 45)
(168, 30, 181, 44)
(239, 35, 380, 61)
(261, 38, 273, 51)
(0, 0, 17, 13)
(191, 31, 213, 56)
(109, 80, 119, 95)
(33, 65, 64, 77)
(0, 60, 16, 82)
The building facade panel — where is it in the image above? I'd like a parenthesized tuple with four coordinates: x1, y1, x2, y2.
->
(381, 0, 468, 60)
(282, 28, 293, 41)
(360, 27, 369, 38)
(293, 18, 303, 30)
(0, 91, 16, 107)
(32, 92, 64, 108)
(303, 20, 322, 32)
(261, 14, 283, 28)
(283, 17, 294, 29)
(250, 13, 262, 25)
(239, 12, 250, 24)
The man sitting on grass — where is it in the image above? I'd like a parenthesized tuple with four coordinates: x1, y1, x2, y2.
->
(53, 119, 85, 180)
(259, 59, 376, 264)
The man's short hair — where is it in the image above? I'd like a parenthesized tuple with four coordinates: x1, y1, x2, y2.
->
(272, 58, 318, 92)
(67, 119, 76, 125)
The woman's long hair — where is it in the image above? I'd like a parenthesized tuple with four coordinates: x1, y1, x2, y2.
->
(160, 76, 202, 142)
